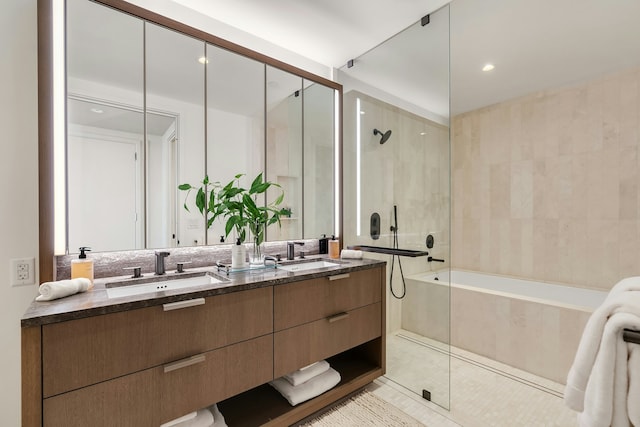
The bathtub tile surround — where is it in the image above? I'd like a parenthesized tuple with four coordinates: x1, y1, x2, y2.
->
(452, 65, 640, 291)
(404, 270, 604, 384)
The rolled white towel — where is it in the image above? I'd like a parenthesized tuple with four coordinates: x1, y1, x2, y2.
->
(210, 404, 228, 427)
(340, 249, 362, 259)
(270, 367, 341, 406)
(162, 409, 214, 427)
(36, 278, 91, 302)
(283, 360, 330, 386)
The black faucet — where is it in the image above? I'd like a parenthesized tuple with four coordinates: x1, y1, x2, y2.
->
(427, 256, 445, 263)
(286, 241, 305, 260)
(154, 251, 170, 275)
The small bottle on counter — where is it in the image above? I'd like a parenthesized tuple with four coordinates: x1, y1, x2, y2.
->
(328, 235, 340, 259)
(71, 247, 94, 289)
(319, 234, 329, 254)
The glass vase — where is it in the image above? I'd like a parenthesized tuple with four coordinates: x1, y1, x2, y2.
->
(248, 223, 265, 267)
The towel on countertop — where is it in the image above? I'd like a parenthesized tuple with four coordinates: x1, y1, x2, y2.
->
(340, 249, 362, 259)
(161, 409, 213, 427)
(577, 313, 640, 427)
(283, 360, 331, 386)
(36, 278, 90, 301)
(270, 367, 341, 406)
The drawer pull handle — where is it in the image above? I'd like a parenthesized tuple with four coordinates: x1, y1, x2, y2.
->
(328, 273, 350, 281)
(163, 354, 206, 373)
(163, 298, 205, 311)
(328, 312, 350, 323)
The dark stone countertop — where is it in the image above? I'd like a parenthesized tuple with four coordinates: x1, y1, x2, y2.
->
(21, 257, 386, 327)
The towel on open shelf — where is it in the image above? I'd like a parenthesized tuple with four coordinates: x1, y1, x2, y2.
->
(609, 276, 640, 296)
(36, 278, 90, 301)
(283, 360, 330, 386)
(565, 284, 640, 427)
(270, 367, 341, 406)
(210, 404, 227, 427)
(161, 409, 213, 427)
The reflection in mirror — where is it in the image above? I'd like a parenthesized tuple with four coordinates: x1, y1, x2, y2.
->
(303, 82, 335, 239)
(266, 66, 303, 241)
(145, 23, 205, 248)
(206, 44, 265, 244)
(66, 0, 144, 254)
(67, 98, 177, 252)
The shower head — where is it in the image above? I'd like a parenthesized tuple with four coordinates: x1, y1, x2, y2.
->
(373, 129, 392, 144)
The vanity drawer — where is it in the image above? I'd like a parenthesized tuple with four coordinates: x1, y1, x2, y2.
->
(43, 335, 273, 427)
(273, 302, 382, 378)
(43, 368, 161, 427)
(274, 267, 382, 331)
(42, 287, 273, 397)
(160, 334, 273, 423)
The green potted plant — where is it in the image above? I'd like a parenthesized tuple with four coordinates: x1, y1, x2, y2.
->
(179, 172, 286, 266)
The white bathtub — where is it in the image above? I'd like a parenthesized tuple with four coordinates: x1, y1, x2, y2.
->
(403, 269, 607, 384)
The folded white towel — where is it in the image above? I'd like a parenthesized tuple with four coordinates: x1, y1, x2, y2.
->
(270, 367, 341, 406)
(36, 278, 91, 301)
(576, 312, 640, 427)
(283, 360, 331, 386)
(210, 404, 227, 427)
(340, 249, 362, 259)
(162, 409, 213, 427)
(160, 412, 198, 427)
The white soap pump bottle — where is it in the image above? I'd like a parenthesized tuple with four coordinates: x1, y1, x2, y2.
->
(231, 238, 246, 269)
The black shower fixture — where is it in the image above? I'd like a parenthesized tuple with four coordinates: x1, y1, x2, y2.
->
(373, 128, 392, 144)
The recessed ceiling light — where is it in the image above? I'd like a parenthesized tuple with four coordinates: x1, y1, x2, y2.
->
(420, 132, 426, 136)
(198, 57, 209, 64)
(90, 108, 103, 114)
(482, 63, 495, 72)
(360, 111, 366, 115)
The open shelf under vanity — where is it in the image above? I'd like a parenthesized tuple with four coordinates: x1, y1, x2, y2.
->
(218, 342, 384, 426)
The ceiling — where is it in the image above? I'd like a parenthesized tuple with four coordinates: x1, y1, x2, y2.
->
(170, 0, 640, 116)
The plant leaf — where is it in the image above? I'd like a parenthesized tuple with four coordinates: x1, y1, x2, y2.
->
(178, 183, 192, 191)
(196, 188, 206, 214)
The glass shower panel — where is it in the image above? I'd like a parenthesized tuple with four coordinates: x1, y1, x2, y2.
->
(338, 5, 451, 409)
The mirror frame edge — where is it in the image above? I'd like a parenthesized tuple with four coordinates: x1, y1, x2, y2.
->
(38, 0, 344, 282)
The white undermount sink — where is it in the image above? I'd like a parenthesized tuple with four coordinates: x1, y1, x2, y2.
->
(106, 273, 226, 299)
(277, 260, 341, 272)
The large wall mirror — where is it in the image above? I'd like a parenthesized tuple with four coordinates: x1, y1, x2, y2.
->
(58, 0, 341, 256)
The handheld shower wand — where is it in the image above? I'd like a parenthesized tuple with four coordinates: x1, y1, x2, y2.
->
(389, 204, 407, 299)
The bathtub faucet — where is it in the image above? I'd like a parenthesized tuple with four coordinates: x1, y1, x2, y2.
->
(427, 256, 445, 263)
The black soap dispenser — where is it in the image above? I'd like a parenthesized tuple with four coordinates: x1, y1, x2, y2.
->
(319, 234, 329, 254)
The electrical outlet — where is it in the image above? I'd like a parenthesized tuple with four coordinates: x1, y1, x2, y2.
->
(11, 258, 36, 286)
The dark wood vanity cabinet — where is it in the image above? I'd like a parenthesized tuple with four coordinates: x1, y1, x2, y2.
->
(22, 264, 385, 427)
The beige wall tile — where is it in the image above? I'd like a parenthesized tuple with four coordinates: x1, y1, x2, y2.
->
(452, 65, 640, 290)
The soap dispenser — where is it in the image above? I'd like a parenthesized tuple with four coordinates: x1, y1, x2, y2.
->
(71, 247, 94, 288)
(328, 235, 340, 259)
(231, 238, 246, 269)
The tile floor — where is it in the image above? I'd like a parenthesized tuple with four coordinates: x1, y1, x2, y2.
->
(367, 330, 579, 427)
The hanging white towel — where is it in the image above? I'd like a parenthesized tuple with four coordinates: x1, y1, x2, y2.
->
(36, 278, 91, 301)
(575, 312, 640, 427)
(270, 367, 341, 406)
(608, 276, 640, 296)
(283, 360, 331, 386)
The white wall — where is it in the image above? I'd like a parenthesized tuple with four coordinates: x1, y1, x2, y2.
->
(0, 0, 40, 425)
